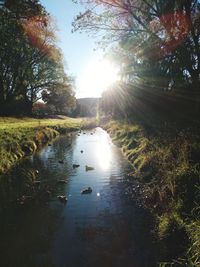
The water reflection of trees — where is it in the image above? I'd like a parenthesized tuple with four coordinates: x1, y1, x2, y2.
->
(0, 134, 78, 267)
(0, 198, 61, 267)
(76, 208, 157, 267)
(0, 133, 77, 210)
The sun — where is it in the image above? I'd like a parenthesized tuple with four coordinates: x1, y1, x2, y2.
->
(79, 59, 119, 97)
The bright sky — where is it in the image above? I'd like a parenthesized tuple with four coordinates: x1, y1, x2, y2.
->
(40, 0, 119, 98)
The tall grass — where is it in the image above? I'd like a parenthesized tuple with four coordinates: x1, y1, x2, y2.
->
(103, 119, 200, 265)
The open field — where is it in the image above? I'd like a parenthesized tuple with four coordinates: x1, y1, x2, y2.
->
(0, 116, 83, 130)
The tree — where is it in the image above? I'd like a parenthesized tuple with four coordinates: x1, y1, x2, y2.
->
(32, 101, 51, 116)
(42, 79, 76, 114)
(0, 9, 30, 114)
(0, 0, 73, 115)
(4, 0, 46, 19)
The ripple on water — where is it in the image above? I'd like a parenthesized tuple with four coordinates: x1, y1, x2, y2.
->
(0, 127, 157, 267)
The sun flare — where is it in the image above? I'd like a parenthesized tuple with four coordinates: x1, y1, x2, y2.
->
(96, 137, 112, 170)
(80, 59, 119, 97)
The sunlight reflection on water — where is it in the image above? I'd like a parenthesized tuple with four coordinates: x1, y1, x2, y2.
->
(96, 133, 112, 170)
(0, 127, 157, 267)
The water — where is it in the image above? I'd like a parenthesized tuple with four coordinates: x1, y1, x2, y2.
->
(0, 128, 158, 267)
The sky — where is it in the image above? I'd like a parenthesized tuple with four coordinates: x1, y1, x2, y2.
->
(40, 0, 108, 98)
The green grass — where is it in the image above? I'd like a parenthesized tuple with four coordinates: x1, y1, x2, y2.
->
(0, 116, 94, 174)
(103, 119, 200, 265)
(0, 116, 83, 130)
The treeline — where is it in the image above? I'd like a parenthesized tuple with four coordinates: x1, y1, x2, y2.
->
(75, 98, 99, 117)
(74, 0, 200, 123)
(0, 0, 75, 116)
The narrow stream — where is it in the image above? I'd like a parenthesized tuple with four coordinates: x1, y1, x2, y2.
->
(0, 128, 158, 267)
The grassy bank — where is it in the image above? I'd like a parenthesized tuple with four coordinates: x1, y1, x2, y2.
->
(103, 120, 200, 266)
(0, 117, 94, 174)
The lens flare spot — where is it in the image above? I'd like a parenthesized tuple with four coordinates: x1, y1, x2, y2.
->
(23, 16, 57, 59)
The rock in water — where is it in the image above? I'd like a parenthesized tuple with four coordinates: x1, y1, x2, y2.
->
(57, 195, 67, 203)
(73, 164, 80, 168)
(85, 165, 94, 171)
(81, 187, 92, 194)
